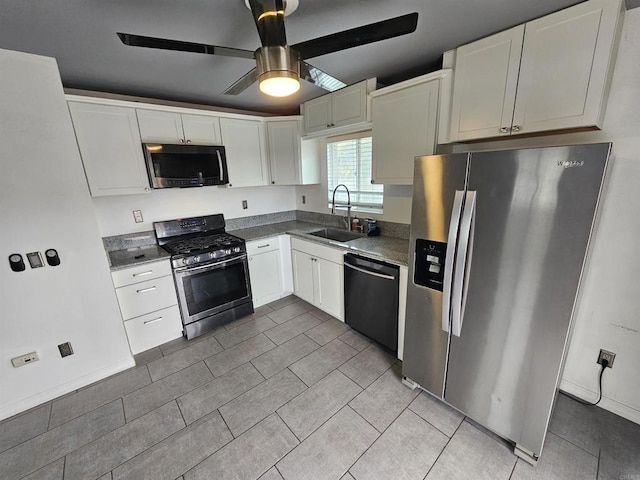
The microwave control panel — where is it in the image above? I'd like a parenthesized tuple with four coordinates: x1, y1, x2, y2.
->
(413, 239, 446, 291)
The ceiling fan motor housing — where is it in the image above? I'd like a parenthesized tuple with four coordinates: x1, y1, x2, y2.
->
(256, 45, 300, 83)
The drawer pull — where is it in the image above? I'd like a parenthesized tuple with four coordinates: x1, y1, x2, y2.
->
(136, 286, 157, 293)
(133, 270, 153, 277)
(257, 244, 270, 248)
(143, 317, 163, 325)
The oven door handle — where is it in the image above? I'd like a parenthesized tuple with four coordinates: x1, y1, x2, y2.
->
(173, 254, 247, 273)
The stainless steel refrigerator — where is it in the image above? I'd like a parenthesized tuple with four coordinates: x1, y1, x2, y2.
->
(402, 144, 611, 463)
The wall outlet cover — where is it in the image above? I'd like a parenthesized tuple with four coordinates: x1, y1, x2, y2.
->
(133, 210, 144, 223)
(242, 200, 248, 210)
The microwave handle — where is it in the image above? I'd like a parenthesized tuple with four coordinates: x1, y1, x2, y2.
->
(217, 150, 224, 182)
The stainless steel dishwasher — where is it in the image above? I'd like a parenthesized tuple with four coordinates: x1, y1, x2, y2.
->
(344, 253, 400, 352)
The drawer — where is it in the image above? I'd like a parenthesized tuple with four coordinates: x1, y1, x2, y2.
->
(115, 275, 177, 320)
(123, 305, 183, 354)
(246, 236, 280, 256)
(111, 260, 172, 288)
(291, 237, 344, 264)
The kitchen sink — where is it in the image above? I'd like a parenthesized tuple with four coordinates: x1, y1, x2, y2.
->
(307, 228, 362, 243)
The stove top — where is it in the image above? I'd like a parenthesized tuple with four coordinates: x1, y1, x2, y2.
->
(154, 214, 246, 268)
(162, 233, 244, 255)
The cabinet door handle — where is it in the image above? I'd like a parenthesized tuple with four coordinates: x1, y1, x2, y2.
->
(499, 127, 510, 133)
(136, 286, 157, 293)
(144, 316, 163, 325)
(186, 139, 192, 144)
(179, 138, 185, 143)
(257, 244, 270, 249)
(132, 270, 153, 277)
(511, 125, 520, 132)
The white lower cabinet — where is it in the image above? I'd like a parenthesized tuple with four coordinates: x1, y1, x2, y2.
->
(291, 238, 344, 321)
(247, 237, 285, 308)
(111, 260, 183, 354)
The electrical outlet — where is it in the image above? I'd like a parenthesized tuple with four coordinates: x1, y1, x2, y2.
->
(58, 342, 74, 358)
(242, 200, 248, 209)
(597, 349, 615, 368)
(133, 210, 144, 223)
(11, 352, 39, 368)
(302, 195, 306, 204)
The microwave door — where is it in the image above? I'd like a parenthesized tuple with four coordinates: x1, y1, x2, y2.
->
(143, 144, 228, 188)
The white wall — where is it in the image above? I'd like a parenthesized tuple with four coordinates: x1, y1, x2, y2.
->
(93, 185, 297, 237)
(450, 9, 640, 423)
(295, 136, 414, 224)
(0, 49, 133, 420)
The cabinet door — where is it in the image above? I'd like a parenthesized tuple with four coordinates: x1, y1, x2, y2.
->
(267, 120, 300, 185)
(181, 113, 222, 145)
(292, 249, 315, 304)
(512, 0, 623, 134)
(68, 102, 149, 196)
(450, 26, 524, 142)
(220, 118, 269, 187)
(372, 80, 440, 185)
(137, 109, 184, 143)
(303, 95, 332, 134)
(332, 81, 368, 128)
(248, 249, 283, 307)
(315, 258, 343, 320)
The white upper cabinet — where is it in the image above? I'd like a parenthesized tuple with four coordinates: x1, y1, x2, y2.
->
(302, 79, 375, 135)
(68, 101, 150, 196)
(220, 117, 269, 188)
(371, 74, 442, 185)
(450, 26, 524, 142)
(266, 119, 301, 185)
(512, 0, 623, 133)
(449, 0, 624, 142)
(137, 109, 222, 145)
(266, 117, 320, 185)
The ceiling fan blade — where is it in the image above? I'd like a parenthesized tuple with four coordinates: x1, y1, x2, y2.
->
(116, 33, 255, 59)
(293, 12, 418, 60)
(223, 68, 259, 95)
(247, 0, 287, 47)
(300, 62, 346, 92)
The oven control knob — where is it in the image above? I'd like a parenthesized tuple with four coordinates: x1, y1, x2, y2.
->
(225, 249, 232, 255)
(182, 258, 189, 266)
(233, 247, 241, 253)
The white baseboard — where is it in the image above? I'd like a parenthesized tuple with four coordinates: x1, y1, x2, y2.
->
(560, 378, 640, 425)
(0, 358, 136, 422)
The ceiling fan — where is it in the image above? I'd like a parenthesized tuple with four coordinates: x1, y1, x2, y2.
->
(117, 0, 418, 97)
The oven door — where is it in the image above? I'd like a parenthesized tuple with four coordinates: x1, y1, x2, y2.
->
(173, 255, 252, 325)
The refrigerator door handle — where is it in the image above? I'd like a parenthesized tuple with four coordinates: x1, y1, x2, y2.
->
(442, 190, 465, 334)
(451, 190, 477, 337)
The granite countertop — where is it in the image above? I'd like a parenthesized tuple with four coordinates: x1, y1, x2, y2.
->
(229, 220, 410, 267)
(107, 244, 171, 271)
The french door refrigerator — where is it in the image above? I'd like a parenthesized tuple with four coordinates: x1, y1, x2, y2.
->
(402, 143, 610, 463)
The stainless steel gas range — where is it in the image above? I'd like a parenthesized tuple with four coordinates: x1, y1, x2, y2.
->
(154, 214, 253, 339)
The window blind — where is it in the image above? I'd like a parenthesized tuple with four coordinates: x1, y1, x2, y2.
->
(327, 134, 383, 209)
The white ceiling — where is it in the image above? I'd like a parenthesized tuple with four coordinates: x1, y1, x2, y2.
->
(1, 0, 637, 114)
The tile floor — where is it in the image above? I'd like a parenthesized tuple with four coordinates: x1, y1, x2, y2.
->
(1, 295, 639, 480)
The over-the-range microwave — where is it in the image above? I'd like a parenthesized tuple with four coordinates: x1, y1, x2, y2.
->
(143, 143, 229, 189)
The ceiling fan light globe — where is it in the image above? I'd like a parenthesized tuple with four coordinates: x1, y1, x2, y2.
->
(259, 73, 300, 97)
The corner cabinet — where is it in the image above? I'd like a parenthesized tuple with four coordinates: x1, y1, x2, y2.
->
(220, 118, 270, 188)
(371, 73, 445, 185)
(137, 109, 222, 145)
(302, 79, 376, 136)
(291, 238, 344, 321)
(449, 0, 624, 142)
(266, 117, 320, 185)
(68, 101, 150, 196)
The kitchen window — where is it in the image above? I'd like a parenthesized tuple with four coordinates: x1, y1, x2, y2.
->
(326, 131, 383, 212)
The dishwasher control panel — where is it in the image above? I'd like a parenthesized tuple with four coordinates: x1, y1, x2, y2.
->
(413, 239, 446, 291)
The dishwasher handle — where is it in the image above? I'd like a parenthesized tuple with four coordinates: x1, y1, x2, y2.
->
(344, 261, 397, 280)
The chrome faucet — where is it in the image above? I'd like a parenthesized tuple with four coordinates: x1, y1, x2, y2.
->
(331, 184, 352, 230)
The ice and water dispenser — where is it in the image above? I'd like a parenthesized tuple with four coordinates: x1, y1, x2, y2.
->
(413, 239, 446, 292)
